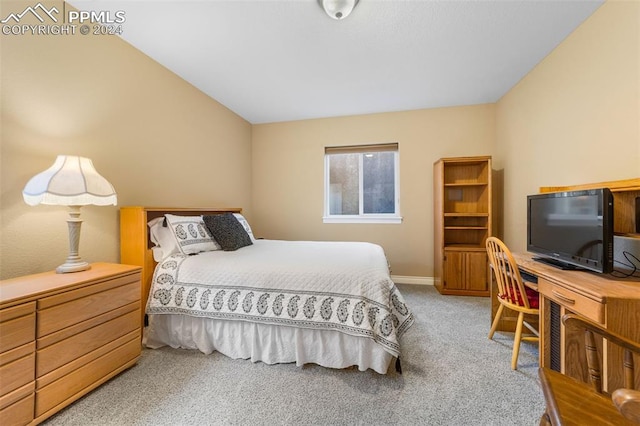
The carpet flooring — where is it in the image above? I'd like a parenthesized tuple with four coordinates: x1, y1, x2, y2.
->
(42, 285, 545, 425)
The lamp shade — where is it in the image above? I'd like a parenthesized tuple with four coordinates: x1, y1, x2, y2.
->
(23, 155, 117, 206)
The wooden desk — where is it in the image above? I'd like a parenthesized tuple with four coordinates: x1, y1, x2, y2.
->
(512, 252, 640, 392)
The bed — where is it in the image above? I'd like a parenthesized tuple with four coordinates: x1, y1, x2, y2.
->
(120, 207, 414, 374)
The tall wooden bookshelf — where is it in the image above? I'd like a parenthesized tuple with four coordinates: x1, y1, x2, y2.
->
(434, 156, 493, 296)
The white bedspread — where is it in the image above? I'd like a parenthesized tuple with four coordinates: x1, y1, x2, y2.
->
(147, 240, 413, 358)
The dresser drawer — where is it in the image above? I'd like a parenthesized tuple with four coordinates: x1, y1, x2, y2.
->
(538, 278, 604, 323)
(0, 381, 34, 412)
(0, 393, 34, 426)
(0, 303, 35, 353)
(36, 336, 140, 417)
(0, 341, 35, 370)
(0, 352, 35, 399)
(37, 309, 139, 377)
(38, 279, 139, 337)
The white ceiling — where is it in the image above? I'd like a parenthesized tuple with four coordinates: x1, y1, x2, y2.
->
(70, 0, 604, 124)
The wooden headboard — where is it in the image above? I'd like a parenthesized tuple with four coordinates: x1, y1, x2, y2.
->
(119, 206, 242, 327)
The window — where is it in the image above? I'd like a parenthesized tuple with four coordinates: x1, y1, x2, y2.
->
(323, 143, 401, 224)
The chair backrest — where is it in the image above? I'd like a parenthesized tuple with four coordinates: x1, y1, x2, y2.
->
(562, 314, 640, 423)
(485, 236, 532, 309)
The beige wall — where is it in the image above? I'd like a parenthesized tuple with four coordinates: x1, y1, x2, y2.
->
(2, 0, 637, 281)
(495, 0, 640, 253)
(251, 0, 639, 278)
(0, 1, 252, 279)
(251, 105, 496, 277)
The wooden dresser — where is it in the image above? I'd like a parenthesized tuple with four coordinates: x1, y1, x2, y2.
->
(0, 263, 142, 426)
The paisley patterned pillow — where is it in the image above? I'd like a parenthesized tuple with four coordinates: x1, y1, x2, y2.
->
(203, 213, 253, 251)
(164, 214, 221, 255)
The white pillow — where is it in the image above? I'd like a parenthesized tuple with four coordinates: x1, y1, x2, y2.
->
(148, 217, 180, 261)
(233, 213, 256, 242)
(164, 214, 222, 255)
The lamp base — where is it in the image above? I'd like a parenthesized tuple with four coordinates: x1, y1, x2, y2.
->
(57, 206, 91, 274)
(56, 260, 90, 274)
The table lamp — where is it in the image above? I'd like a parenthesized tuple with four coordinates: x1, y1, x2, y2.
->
(22, 155, 117, 273)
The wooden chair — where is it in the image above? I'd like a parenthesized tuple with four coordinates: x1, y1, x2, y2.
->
(486, 236, 540, 370)
(539, 314, 640, 425)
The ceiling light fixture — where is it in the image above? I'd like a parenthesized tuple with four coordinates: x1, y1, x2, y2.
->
(318, 0, 359, 20)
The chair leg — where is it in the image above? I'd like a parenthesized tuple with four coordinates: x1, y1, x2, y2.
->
(489, 304, 504, 340)
(512, 311, 525, 370)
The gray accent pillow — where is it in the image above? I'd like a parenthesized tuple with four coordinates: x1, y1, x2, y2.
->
(203, 213, 253, 251)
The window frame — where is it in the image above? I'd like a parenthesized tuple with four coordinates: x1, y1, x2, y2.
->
(323, 144, 402, 224)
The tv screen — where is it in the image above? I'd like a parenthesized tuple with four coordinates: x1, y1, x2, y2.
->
(527, 188, 613, 273)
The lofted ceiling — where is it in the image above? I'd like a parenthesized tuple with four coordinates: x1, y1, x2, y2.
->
(69, 0, 604, 124)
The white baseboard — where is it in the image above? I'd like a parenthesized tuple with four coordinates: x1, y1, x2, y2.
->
(391, 275, 434, 286)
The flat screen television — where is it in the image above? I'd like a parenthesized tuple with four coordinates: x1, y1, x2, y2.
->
(527, 188, 614, 273)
